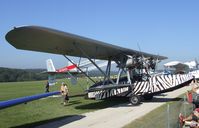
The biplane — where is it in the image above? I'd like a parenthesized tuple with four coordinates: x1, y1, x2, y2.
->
(5, 26, 194, 105)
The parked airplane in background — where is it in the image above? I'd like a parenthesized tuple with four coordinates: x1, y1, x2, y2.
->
(5, 26, 196, 105)
(46, 58, 115, 85)
(164, 60, 199, 70)
(164, 60, 199, 79)
(46, 58, 113, 74)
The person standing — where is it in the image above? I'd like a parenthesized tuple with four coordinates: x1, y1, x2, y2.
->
(60, 82, 69, 105)
(45, 81, 50, 93)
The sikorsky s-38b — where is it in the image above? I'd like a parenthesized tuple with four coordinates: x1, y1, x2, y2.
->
(6, 26, 194, 105)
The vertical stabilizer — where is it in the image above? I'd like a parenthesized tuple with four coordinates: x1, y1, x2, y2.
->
(46, 59, 56, 72)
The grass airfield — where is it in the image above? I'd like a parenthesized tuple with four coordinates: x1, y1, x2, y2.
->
(0, 78, 126, 128)
(0, 78, 192, 128)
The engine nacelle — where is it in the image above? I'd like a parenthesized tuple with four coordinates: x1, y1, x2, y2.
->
(125, 57, 142, 68)
(126, 58, 134, 67)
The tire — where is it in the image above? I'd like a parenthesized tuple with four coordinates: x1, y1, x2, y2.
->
(143, 95, 153, 101)
(129, 95, 141, 105)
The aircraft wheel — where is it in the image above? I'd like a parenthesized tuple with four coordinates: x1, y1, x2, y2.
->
(143, 95, 153, 100)
(129, 95, 141, 105)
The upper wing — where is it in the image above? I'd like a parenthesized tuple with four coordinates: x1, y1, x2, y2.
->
(5, 26, 167, 61)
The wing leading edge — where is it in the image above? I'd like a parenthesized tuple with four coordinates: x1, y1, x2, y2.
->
(5, 26, 167, 61)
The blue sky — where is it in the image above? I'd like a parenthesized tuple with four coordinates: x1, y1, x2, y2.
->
(0, 0, 199, 69)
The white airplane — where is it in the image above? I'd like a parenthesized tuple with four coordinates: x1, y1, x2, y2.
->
(6, 26, 195, 105)
(164, 60, 199, 79)
(164, 60, 199, 70)
(46, 58, 115, 85)
(46, 58, 111, 73)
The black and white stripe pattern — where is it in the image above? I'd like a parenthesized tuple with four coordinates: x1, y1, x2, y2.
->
(88, 74, 193, 99)
(133, 74, 193, 95)
(189, 70, 199, 79)
(88, 87, 129, 100)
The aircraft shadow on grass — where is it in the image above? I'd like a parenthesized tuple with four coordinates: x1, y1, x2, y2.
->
(75, 96, 183, 110)
(75, 97, 129, 110)
(11, 115, 85, 128)
(145, 97, 183, 103)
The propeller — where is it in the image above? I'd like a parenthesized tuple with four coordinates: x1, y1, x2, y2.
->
(147, 53, 161, 73)
(137, 43, 148, 70)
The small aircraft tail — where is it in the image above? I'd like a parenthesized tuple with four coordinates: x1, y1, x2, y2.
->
(46, 59, 56, 85)
(46, 59, 56, 72)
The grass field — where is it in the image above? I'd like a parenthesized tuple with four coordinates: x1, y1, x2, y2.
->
(123, 95, 193, 128)
(1, 79, 192, 128)
(0, 78, 126, 128)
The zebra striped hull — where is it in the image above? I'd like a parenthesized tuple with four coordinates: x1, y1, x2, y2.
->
(133, 74, 193, 95)
(88, 74, 193, 100)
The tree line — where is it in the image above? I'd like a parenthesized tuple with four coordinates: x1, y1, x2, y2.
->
(0, 67, 48, 82)
(0, 67, 118, 82)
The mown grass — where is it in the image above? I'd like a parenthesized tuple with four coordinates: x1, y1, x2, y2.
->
(0, 78, 126, 128)
(123, 95, 193, 128)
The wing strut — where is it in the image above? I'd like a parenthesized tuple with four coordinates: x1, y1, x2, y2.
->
(73, 42, 115, 85)
(103, 59, 112, 85)
(63, 55, 96, 84)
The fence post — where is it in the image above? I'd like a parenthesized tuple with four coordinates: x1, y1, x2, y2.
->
(167, 103, 170, 128)
(183, 95, 187, 116)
